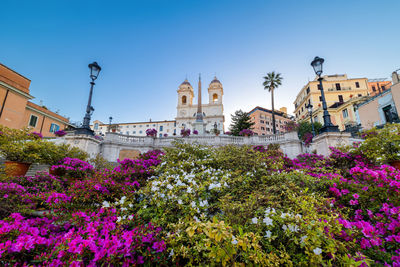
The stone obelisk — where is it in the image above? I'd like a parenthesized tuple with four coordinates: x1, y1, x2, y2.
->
(193, 74, 206, 134)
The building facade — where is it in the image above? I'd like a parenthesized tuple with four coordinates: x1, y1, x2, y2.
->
(0, 63, 71, 137)
(248, 106, 293, 135)
(368, 79, 392, 97)
(92, 120, 177, 137)
(356, 71, 400, 130)
(175, 77, 224, 133)
(92, 76, 225, 137)
(293, 74, 370, 131)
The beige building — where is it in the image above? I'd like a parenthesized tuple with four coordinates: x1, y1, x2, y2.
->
(248, 106, 293, 135)
(294, 74, 370, 131)
(356, 71, 400, 129)
(92, 76, 225, 136)
(92, 120, 177, 137)
(0, 63, 72, 137)
(176, 77, 224, 133)
(368, 79, 392, 97)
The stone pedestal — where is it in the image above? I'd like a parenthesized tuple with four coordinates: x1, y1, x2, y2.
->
(193, 121, 206, 135)
(51, 134, 101, 159)
(311, 132, 352, 156)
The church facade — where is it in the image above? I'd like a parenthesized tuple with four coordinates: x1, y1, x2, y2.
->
(91, 76, 225, 136)
(175, 76, 224, 133)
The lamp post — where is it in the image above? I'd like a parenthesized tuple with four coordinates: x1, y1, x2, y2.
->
(76, 62, 101, 135)
(306, 103, 316, 136)
(310, 57, 339, 133)
(108, 116, 113, 133)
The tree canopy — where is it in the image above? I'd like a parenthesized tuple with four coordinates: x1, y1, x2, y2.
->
(229, 110, 255, 136)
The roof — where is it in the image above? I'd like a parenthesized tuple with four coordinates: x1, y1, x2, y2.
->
(26, 101, 69, 123)
(248, 106, 287, 117)
(181, 79, 191, 86)
(210, 77, 221, 84)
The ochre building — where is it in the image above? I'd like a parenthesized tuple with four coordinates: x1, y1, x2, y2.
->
(248, 106, 293, 135)
(0, 63, 71, 137)
(293, 74, 370, 131)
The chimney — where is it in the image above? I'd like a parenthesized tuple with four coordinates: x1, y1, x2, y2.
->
(392, 71, 400, 85)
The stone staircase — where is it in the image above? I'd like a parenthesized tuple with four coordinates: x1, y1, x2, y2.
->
(25, 163, 51, 177)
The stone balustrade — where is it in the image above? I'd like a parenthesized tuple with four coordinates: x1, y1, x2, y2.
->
(53, 131, 303, 162)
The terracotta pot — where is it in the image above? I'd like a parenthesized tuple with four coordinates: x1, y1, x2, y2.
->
(390, 160, 400, 169)
(4, 161, 31, 176)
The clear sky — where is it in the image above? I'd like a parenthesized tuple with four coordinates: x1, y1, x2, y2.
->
(1, 0, 399, 128)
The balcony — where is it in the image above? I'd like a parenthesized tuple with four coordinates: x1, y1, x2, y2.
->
(327, 87, 352, 92)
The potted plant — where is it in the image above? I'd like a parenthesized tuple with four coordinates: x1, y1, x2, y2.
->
(239, 129, 253, 137)
(146, 128, 158, 138)
(54, 130, 67, 137)
(212, 128, 220, 136)
(193, 130, 199, 135)
(0, 128, 39, 176)
(180, 128, 191, 137)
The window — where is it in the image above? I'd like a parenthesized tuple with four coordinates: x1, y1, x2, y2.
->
(342, 109, 348, 118)
(306, 87, 310, 94)
(49, 123, 60, 133)
(382, 86, 386, 91)
(174, 122, 176, 127)
(133, 125, 136, 128)
(153, 124, 155, 127)
(139, 130, 143, 134)
(29, 115, 38, 127)
(94, 123, 99, 130)
(260, 120, 264, 123)
(126, 131, 129, 135)
(182, 95, 187, 105)
(358, 94, 362, 97)
(213, 93, 218, 103)
(372, 86, 376, 92)
(317, 84, 322, 90)
(146, 124, 149, 127)
(133, 131, 136, 134)
(159, 133, 162, 137)
(301, 107, 303, 112)
(338, 95, 344, 103)
(174, 129, 176, 134)
(335, 83, 341, 90)
(319, 96, 323, 101)
(295, 103, 298, 108)
(160, 126, 163, 131)
(355, 82, 360, 88)
(261, 127, 265, 130)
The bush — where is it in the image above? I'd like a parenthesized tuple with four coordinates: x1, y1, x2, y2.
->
(355, 124, 400, 164)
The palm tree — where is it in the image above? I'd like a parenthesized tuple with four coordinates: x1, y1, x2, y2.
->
(263, 72, 283, 134)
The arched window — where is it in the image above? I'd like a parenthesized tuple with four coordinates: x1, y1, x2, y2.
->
(182, 95, 187, 105)
(213, 93, 218, 103)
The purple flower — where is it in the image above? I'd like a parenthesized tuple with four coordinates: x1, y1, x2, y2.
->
(146, 128, 158, 137)
(239, 129, 253, 136)
(54, 130, 67, 137)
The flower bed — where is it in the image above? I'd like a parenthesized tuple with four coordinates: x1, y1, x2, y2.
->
(1, 139, 400, 265)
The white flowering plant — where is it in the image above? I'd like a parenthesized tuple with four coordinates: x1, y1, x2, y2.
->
(124, 143, 367, 265)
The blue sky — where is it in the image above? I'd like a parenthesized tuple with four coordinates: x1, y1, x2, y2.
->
(1, 0, 399, 127)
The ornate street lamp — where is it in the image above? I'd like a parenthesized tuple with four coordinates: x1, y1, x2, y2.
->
(76, 62, 101, 135)
(108, 116, 113, 133)
(310, 57, 339, 133)
(306, 103, 316, 136)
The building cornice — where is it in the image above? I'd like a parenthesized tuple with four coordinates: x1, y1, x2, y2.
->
(0, 81, 34, 100)
(26, 105, 71, 126)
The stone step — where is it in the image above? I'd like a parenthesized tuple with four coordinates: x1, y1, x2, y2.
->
(25, 164, 51, 177)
